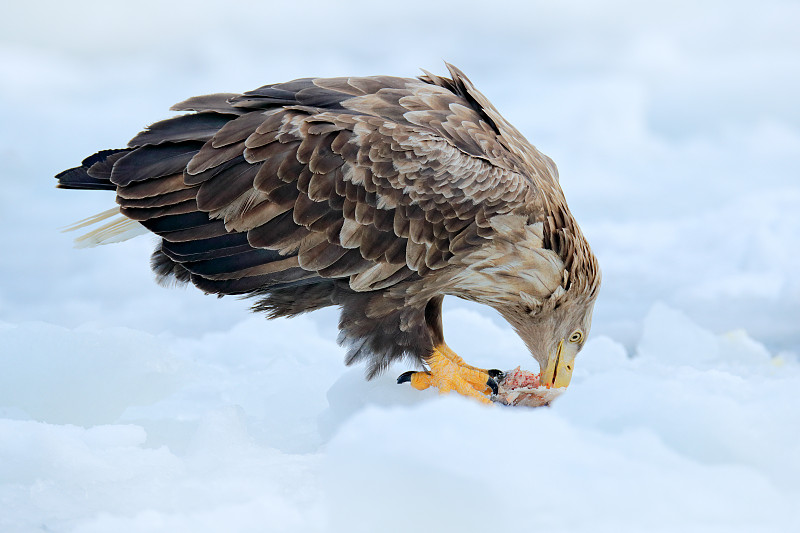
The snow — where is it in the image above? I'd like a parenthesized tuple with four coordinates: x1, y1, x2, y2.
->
(2, 1, 799, 531)
(2, 313, 799, 532)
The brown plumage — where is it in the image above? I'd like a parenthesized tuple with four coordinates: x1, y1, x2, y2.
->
(56, 64, 601, 388)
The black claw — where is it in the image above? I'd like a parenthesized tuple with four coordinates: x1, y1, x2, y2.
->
(486, 376, 499, 395)
(487, 369, 505, 381)
(397, 371, 415, 385)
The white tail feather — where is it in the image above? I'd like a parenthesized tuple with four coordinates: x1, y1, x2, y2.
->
(62, 207, 148, 248)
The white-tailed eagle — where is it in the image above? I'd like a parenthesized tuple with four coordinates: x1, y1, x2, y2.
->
(57, 64, 601, 403)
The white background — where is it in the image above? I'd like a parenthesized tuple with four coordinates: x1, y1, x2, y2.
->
(1, 1, 799, 531)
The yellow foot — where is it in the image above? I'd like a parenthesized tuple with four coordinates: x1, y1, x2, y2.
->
(397, 344, 499, 404)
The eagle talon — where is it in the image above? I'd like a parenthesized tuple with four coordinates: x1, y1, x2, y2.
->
(487, 369, 505, 381)
(487, 376, 499, 395)
(397, 371, 415, 385)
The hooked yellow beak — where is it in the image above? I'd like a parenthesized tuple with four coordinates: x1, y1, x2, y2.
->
(540, 339, 573, 389)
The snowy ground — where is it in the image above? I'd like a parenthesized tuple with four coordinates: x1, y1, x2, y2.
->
(2, 1, 799, 532)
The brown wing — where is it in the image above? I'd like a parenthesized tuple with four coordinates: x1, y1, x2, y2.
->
(106, 68, 537, 298)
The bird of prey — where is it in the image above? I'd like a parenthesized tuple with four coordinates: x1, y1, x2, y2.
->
(57, 64, 601, 404)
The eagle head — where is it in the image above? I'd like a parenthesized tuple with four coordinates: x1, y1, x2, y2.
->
(500, 294, 597, 389)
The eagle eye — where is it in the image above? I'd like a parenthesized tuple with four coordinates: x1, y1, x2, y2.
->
(569, 331, 583, 343)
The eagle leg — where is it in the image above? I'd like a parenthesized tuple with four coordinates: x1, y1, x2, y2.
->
(396, 296, 497, 403)
(396, 344, 498, 403)
(436, 346, 505, 384)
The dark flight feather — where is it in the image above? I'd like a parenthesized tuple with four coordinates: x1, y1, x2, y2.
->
(129, 113, 234, 147)
(111, 143, 201, 187)
(170, 93, 241, 114)
(55, 166, 117, 190)
(161, 232, 251, 261)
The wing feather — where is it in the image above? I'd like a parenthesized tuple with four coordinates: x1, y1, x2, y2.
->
(100, 68, 546, 299)
(111, 143, 200, 187)
(128, 113, 233, 147)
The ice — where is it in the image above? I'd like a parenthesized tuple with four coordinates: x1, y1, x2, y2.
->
(325, 400, 793, 533)
(3, 305, 799, 532)
(2, 0, 800, 531)
(0, 321, 182, 426)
